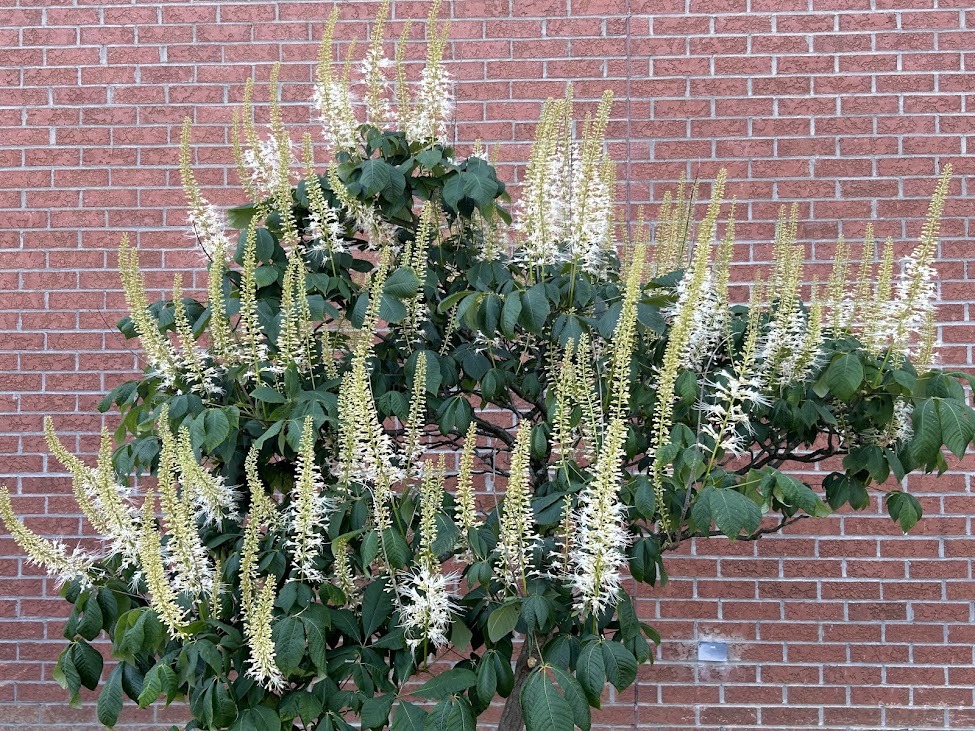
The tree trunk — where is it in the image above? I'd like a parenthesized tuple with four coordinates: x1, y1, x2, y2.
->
(496, 639, 536, 731)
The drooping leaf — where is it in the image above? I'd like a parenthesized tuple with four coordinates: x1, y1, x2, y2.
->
(96, 664, 124, 728)
(886, 491, 923, 533)
(691, 486, 762, 538)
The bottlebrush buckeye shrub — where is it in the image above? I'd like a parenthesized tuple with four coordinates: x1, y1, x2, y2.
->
(2, 3, 974, 731)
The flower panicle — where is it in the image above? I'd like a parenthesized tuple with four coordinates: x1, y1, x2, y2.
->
(137, 495, 187, 639)
(179, 119, 234, 263)
(175, 427, 239, 525)
(44, 419, 140, 566)
(171, 274, 224, 397)
(570, 417, 629, 617)
(494, 421, 540, 595)
(454, 422, 482, 540)
(118, 236, 178, 383)
(156, 407, 214, 597)
(420, 456, 446, 555)
(0, 486, 97, 588)
(287, 416, 330, 583)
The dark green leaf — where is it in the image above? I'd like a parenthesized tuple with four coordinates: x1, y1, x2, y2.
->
(521, 669, 574, 731)
(519, 284, 550, 334)
(600, 641, 637, 691)
(575, 642, 605, 707)
(691, 486, 763, 539)
(230, 706, 281, 731)
(392, 701, 428, 731)
(886, 491, 923, 533)
(96, 664, 124, 728)
(824, 352, 863, 400)
(361, 578, 394, 637)
(272, 616, 306, 676)
(360, 692, 395, 729)
(550, 665, 591, 731)
(412, 668, 478, 700)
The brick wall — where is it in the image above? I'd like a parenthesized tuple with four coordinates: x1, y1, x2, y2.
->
(1, 1, 973, 729)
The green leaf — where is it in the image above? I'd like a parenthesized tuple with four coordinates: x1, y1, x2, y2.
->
(272, 615, 306, 676)
(202, 408, 232, 452)
(519, 284, 550, 334)
(96, 664, 124, 728)
(936, 398, 975, 459)
(500, 293, 522, 338)
(279, 691, 324, 724)
(550, 666, 592, 731)
(385, 266, 422, 299)
(251, 386, 287, 403)
(412, 668, 478, 700)
(521, 594, 549, 633)
(76, 592, 103, 641)
(462, 169, 499, 206)
(392, 701, 428, 731)
(72, 640, 103, 690)
(600, 641, 638, 691)
(360, 692, 395, 729)
(475, 652, 498, 706)
(521, 669, 574, 731)
(357, 159, 393, 197)
(228, 203, 259, 229)
(575, 642, 605, 707)
(773, 472, 831, 517)
(691, 486, 763, 539)
(300, 602, 331, 673)
(887, 491, 923, 533)
(436, 395, 473, 435)
(138, 662, 176, 708)
(824, 352, 864, 400)
(487, 602, 521, 642)
(450, 620, 472, 654)
(361, 578, 394, 637)
(382, 527, 412, 569)
(231, 707, 282, 731)
(910, 398, 942, 464)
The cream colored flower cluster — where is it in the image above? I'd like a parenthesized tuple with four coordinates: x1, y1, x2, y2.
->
(312, 0, 454, 154)
(514, 90, 617, 275)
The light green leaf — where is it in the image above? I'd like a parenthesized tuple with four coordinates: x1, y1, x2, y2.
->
(487, 602, 521, 642)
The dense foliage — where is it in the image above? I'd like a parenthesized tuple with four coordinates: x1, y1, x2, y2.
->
(2, 4, 974, 731)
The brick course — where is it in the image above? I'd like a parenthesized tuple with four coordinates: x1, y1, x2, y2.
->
(1, 1, 973, 729)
